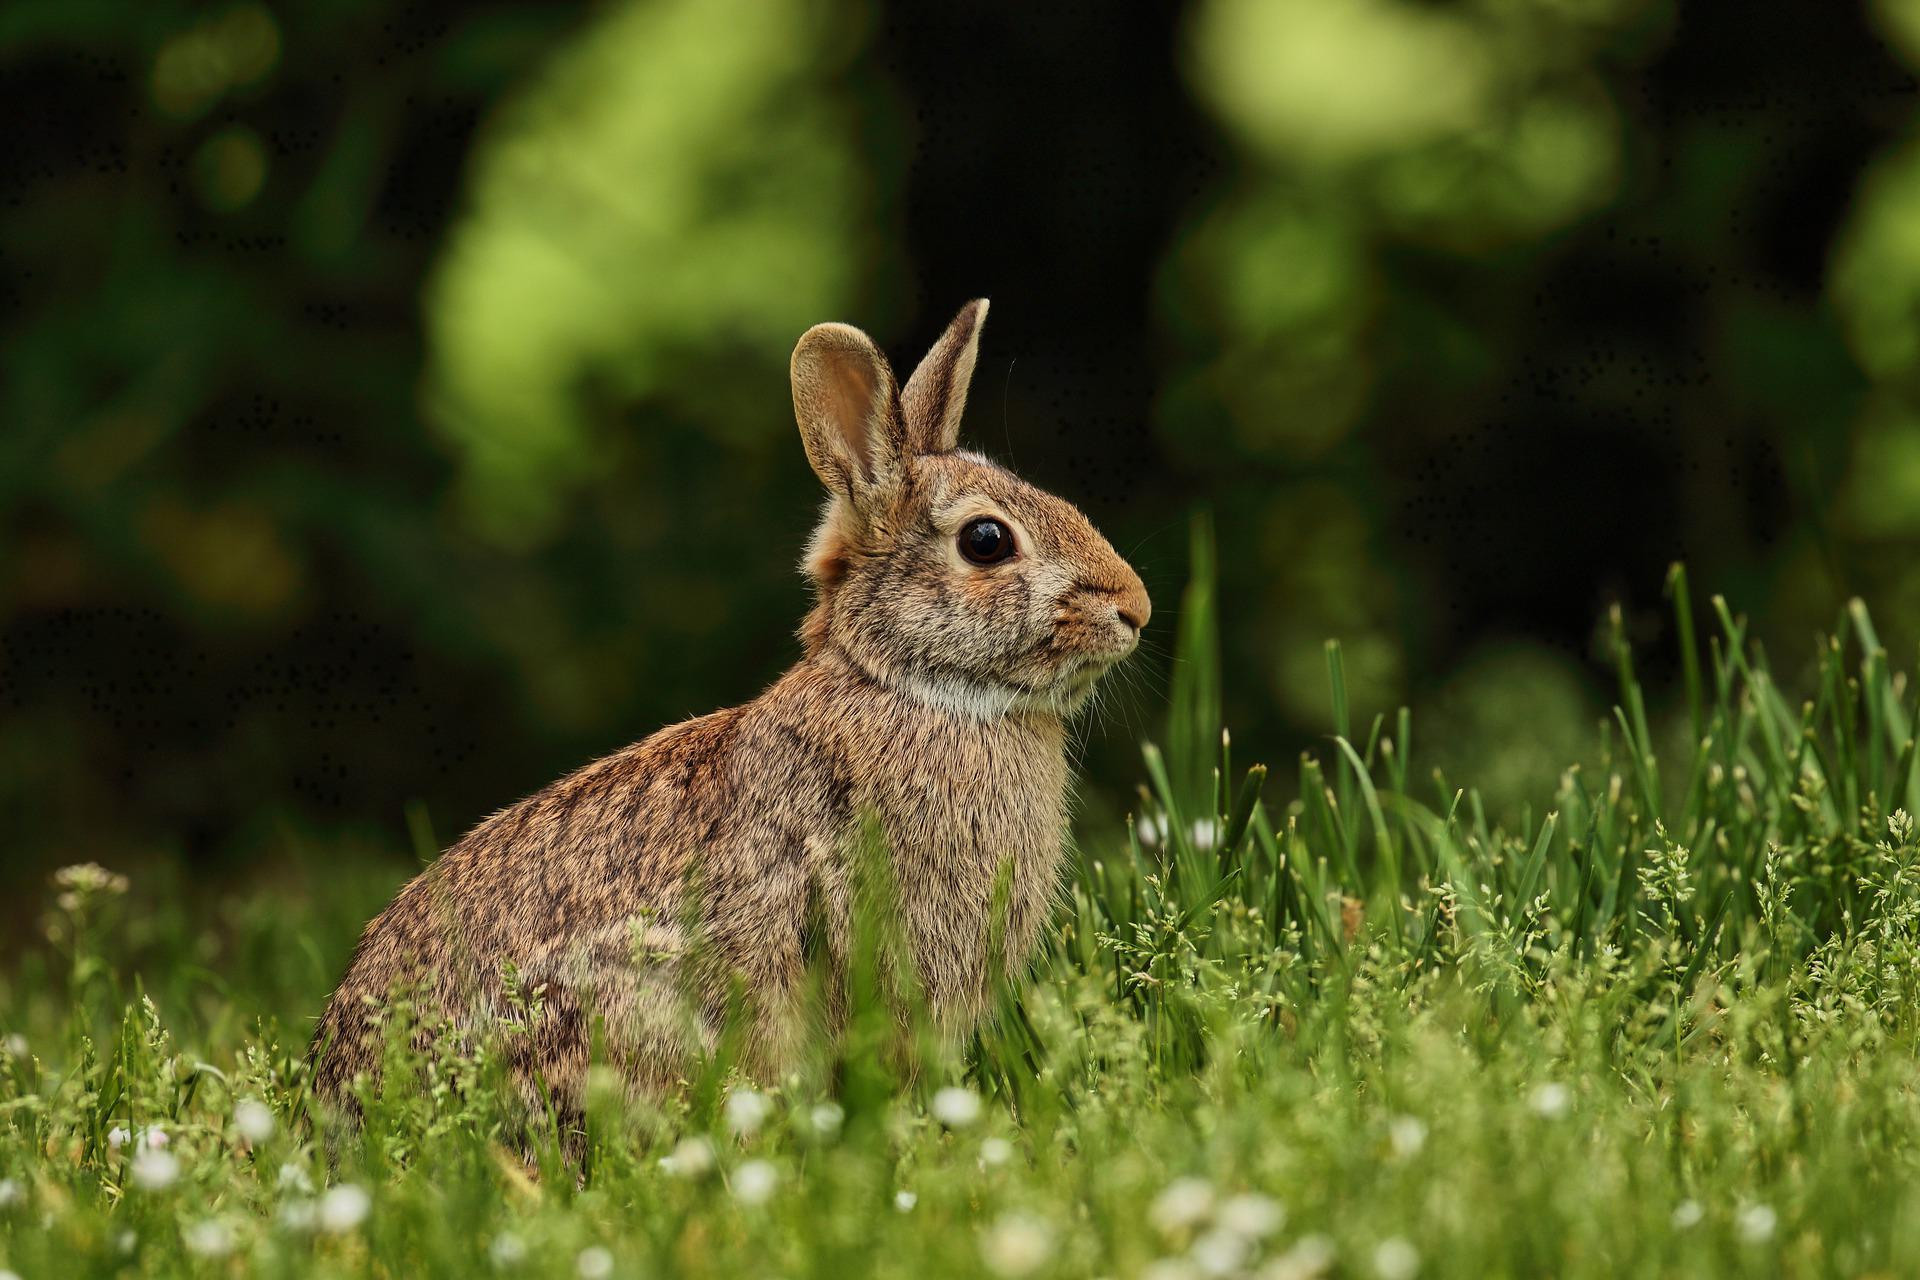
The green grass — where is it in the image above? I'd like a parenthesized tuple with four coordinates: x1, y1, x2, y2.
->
(7, 530, 1920, 1278)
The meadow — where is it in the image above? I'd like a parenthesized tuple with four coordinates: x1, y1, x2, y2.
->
(5, 535, 1920, 1279)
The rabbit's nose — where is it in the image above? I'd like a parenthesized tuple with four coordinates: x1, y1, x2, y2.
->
(1115, 576, 1151, 634)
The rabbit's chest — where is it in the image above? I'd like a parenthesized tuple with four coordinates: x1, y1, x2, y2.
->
(860, 716, 1070, 999)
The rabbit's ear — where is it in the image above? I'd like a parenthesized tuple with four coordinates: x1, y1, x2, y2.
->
(901, 298, 988, 455)
(791, 322, 906, 506)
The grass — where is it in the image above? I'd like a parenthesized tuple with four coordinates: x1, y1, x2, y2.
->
(7, 525, 1920, 1278)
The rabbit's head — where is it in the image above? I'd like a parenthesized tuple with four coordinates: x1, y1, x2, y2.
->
(791, 300, 1150, 719)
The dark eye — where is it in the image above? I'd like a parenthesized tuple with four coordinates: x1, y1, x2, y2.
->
(959, 517, 1016, 565)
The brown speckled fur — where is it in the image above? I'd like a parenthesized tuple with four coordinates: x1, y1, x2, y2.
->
(310, 301, 1150, 1115)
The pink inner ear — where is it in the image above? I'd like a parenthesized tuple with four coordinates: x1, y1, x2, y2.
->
(823, 351, 879, 477)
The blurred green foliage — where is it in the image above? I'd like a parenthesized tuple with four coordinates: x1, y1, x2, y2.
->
(425, 0, 896, 545)
(5, 0, 1920, 885)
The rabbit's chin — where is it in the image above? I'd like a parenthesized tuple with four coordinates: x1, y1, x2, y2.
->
(1012, 656, 1122, 719)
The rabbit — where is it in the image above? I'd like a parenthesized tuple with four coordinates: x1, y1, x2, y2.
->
(310, 300, 1151, 1117)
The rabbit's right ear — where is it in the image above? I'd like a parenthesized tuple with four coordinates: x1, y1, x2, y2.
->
(791, 322, 905, 509)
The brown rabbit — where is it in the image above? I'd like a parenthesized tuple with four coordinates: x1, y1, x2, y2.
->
(311, 301, 1150, 1114)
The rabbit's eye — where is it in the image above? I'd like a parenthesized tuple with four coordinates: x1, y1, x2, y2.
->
(959, 517, 1016, 566)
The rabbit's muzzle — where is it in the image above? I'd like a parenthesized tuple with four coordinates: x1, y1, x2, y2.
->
(1067, 573, 1151, 653)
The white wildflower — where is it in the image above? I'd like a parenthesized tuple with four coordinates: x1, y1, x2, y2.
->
(725, 1088, 773, 1137)
(278, 1199, 318, 1233)
(1671, 1199, 1703, 1229)
(1137, 812, 1169, 848)
(1372, 1237, 1420, 1280)
(0, 1270, 20, 1280)
(1191, 1228, 1249, 1276)
(130, 1147, 180, 1191)
(1141, 1260, 1200, 1280)
(895, 1189, 918, 1212)
(182, 1219, 234, 1258)
(931, 1086, 983, 1128)
(659, 1136, 715, 1179)
(1736, 1203, 1777, 1243)
(107, 1125, 131, 1151)
(113, 1229, 137, 1254)
(0, 1179, 21, 1208)
(490, 1232, 527, 1268)
(980, 1136, 1015, 1168)
(1189, 818, 1220, 851)
(319, 1184, 371, 1233)
(1388, 1114, 1427, 1159)
(1528, 1082, 1571, 1118)
(1150, 1177, 1216, 1236)
(2, 1033, 25, 1059)
(809, 1101, 844, 1137)
(1218, 1192, 1284, 1239)
(277, 1163, 314, 1193)
(53, 861, 129, 896)
(143, 1127, 170, 1149)
(1267, 1234, 1337, 1280)
(731, 1159, 778, 1206)
(576, 1245, 614, 1279)
(234, 1098, 274, 1144)
(980, 1212, 1054, 1277)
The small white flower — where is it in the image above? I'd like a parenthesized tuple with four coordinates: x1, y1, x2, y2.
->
(980, 1136, 1015, 1168)
(143, 1127, 170, 1150)
(234, 1098, 275, 1144)
(130, 1148, 180, 1191)
(810, 1101, 845, 1137)
(1528, 1082, 1571, 1118)
(980, 1212, 1054, 1277)
(1141, 1260, 1200, 1280)
(1150, 1177, 1216, 1236)
(0, 1269, 20, 1280)
(1137, 812, 1169, 848)
(725, 1088, 773, 1137)
(931, 1086, 983, 1128)
(1189, 818, 1220, 851)
(895, 1189, 918, 1212)
(1372, 1237, 1420, 1280)
(182, 1219, 234, 1258)
(1736, 1203, 1777, 1244)
(107, 1125, 131, 1151)
(1191, 1228, 1249, 1276)
(278, 1199, 318, 1232)
(490, 1232, 527, 1268)
(1388, 1114, 1427, 1159)
(660, 1136, 715, 1179)
(319, 1184, 371, 1233)
(576, 1245, 614, 1279)
(1671, 1199, 1704, 1229)
(277, 1163, 314, 1193)
(1218, 1192, 1284, 1240)
(0, 1178, 21, 1208)
(1268, 1234, 1337, 1280)
(4, 1033, 29, 1059)
(113, 1229, 137, 1255)
(731, 1159, 778, 1206)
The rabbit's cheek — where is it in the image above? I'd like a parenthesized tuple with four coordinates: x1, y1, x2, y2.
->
(955, 569, 1010, 615)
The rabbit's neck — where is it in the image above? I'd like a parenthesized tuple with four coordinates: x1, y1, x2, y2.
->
(811, 643, 1068, 727)
(786, 651, 1071, 1012)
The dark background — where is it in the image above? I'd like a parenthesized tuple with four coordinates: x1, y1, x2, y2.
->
(5, 0, 1919, 901)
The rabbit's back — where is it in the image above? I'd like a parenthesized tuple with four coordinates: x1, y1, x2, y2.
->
(311, 699, 845, 1106)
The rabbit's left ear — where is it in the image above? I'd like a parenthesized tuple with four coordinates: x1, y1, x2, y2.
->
(902, 299, 989, 454)
(792, 322, 906, 509)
